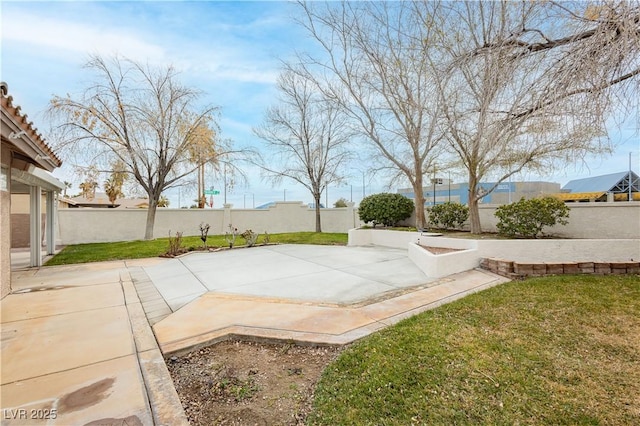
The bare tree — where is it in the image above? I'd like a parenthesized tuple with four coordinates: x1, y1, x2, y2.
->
(295, 1, 445, 230)
(254, 69, 352, 232)
(49, 55, 228, 239)
(429, 0, 640, 233)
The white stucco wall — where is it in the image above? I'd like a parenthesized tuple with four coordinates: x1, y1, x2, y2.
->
(475, 239, 640, 263)
(350, 230, 640, 264)
(408, 243, 480, 278)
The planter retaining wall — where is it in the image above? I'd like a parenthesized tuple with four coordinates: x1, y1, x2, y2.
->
(481, 258, 640, 279)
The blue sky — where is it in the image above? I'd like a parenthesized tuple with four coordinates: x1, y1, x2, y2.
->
(2, 1, 638, 208)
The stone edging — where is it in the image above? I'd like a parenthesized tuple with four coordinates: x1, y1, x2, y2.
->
(480, 258, 640, 279)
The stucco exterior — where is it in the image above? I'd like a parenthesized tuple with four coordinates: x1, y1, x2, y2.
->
(1, 82, 63, 298)
(1, 146, 11, 298)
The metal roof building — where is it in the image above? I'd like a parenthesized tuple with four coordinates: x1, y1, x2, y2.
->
(557, 171, 640, 202)
(562, 171, 639, 194)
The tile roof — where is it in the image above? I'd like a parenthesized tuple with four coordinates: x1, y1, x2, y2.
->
(1, 82, 62, 168)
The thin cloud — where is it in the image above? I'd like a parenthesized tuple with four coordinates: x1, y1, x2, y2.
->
(2, 10, 166, 62)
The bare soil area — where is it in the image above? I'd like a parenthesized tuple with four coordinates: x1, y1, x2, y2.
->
(418, 245, 464, 255)
(166, 340, 343, 425)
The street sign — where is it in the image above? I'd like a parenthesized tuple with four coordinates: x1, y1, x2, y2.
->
(204, 190, 220, 195)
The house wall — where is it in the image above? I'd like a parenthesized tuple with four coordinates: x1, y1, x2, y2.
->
(1, 145, 11, 299)
(10, 193, 48, 248)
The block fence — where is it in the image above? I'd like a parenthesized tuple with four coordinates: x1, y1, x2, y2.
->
(398, 201, 640, 239)
(56, 200, 639, 244)
(57, 201, 363, 244)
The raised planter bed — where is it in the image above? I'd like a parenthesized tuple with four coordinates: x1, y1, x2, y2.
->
(408, 241, 479, 279)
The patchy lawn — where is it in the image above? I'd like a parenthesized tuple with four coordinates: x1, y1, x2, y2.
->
(309, 274, 640, 425)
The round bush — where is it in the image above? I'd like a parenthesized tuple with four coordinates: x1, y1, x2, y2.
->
(428, 202, 469, 230)
(359, 193, 414, 227)
(495, 196, 570, 238)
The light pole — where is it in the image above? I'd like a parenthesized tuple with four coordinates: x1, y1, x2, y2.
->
(223, 163, 227, 205)
(432, 165, 436, 206)
(325, 181, 328, 208)
(630, 152, 633, 202)
(284, 188, 286, 202)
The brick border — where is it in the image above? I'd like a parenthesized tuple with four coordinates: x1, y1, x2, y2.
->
(480, 258, 640, 279)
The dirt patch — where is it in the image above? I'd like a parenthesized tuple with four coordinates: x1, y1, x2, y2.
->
(418, 245, 464, 255)
(166, 340, 343, 425)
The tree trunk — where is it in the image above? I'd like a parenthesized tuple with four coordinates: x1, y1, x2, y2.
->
(314, 194, 322, 232)
(414, 192, 427, 230)
(144, 198, 158, 240)
(468, 196, 481, 234)
(468, 174, 482, 234)
(413, 173, 427, 230)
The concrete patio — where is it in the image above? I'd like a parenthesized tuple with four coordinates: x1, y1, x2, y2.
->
(1, 245, 509, 425)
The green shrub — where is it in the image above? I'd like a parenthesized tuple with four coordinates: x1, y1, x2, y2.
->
(495, 196, 570, 238)
(358, 193, 414, 227)
(428, 202, 469, 230)
(333, 197, 348, 208)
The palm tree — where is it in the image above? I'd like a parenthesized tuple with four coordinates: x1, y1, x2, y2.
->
(104, 177, 122, 206)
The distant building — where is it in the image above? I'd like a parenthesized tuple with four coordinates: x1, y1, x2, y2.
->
(67, 192, 150, 209)
(555, 171, 640, 202)
(397, 179, 560, 206)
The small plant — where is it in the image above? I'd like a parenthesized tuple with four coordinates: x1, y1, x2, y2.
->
(428, 202, 469, 230)
(167, 230, 183, 256)
(263, 231, 270, 244)
(358, 193, 414, 227)
(199, 222, 210, 248)
(495, 196, 570, 238)
(241, 229, 258, 247)
(225, 224, 238, 248)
